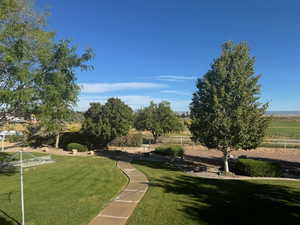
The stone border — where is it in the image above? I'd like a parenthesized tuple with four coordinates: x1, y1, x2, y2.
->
(88, 161, 148, 225)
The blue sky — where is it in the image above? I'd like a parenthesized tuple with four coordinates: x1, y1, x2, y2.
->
(38, 0, 300, 111)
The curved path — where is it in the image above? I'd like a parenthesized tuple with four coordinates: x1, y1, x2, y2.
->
(88, 160, 148, 225)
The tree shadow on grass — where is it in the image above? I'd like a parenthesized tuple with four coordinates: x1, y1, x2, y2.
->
(149, 174, 300, 225)
(0, 152, 17, 176)
(0, 214, 19, 225)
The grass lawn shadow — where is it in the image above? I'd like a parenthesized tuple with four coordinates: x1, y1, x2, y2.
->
(0, 152, 17, 176)
(149, 173, 300, 225)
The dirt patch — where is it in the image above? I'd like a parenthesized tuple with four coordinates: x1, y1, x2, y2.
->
(184, 145, 300, 164)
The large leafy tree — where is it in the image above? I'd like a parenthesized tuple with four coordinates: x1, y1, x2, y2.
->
(0, 0, 54, 122)
(81, 98, 133, 148)
(36, 41, 93, 148)
(134, 101, 183, 143)
(0, 0, 93, 148)
(190, 41, 269, 173)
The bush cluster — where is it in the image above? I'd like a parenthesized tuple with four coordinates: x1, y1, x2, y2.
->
(110, 133, 143, 147)
(60, 132, 89, 148)
(66, 143, 88, 152)
(155, 145, 184, 157)
(234, 158, 283, 177)
(6, 135, 24, 143)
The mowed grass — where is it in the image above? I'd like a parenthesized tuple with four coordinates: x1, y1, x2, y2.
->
(0, 154, 127, 225)
(266, 117, 300, 139)
(127, 161, 300, 225)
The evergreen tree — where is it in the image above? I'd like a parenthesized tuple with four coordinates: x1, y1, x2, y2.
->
(134, 101, 183, 143)
(81, 98, 133, 148)
(190, 41, 269, 173)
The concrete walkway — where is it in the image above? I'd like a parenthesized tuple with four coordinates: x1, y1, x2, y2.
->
(88, 161, 148, 225)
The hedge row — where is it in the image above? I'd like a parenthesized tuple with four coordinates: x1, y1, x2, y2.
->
(155, 145, 184, 157)
(66, 143, 88, 152)
(234, 158, 283, 177)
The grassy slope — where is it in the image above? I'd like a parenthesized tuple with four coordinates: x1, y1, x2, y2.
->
(127, 162, 300, 225)
(0, 154, 127, 225)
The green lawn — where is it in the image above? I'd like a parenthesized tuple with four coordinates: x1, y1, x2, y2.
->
(0, 153, 127, 225)
(127, 161, 300, 225)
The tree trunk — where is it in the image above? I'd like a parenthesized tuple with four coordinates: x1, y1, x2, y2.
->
(152, 132, 158, 144)
(223, 150, 230, 173)
(55, 133, 60, 149)
(153, 136, 158, 144)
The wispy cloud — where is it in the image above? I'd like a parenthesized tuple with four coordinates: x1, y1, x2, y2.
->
(160, 90, 190, 96)
(80, 82, 167, 93)
(77, 95, 190, 112)
(157, 75, 197, 82)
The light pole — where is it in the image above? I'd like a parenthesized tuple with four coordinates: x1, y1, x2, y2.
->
(20, 150, 25, 225)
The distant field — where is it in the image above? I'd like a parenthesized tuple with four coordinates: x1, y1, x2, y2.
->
(140, 117, 300, 145)
(266, 117, 300, 139)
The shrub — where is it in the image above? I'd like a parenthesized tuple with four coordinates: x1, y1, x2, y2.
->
(234, 159, 283, 177)
(6, 135, 24, 143)
(155, 145, 184, 158)
(60, 132, 89, 148)
(110, 133, 143, 147)
(24, 125, 54, 147)
(66, 143, 88, 152)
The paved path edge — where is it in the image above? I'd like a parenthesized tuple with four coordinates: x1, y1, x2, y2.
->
(87, 160, 148, 225)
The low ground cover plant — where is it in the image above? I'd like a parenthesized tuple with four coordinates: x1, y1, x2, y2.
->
(235, 158, 283, 177)
(5, 135, 25, 143)
(66, 143, 88, 152)
(155, 145, 184, 157)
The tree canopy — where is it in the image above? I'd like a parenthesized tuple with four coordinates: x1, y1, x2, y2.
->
(0, 0, 93, 148)
(81, 98, 133, 148)
(190, 41, 269, 173)
(0, 0, 54, 121)
(134, 101, 183, 143)
(36, 40, 93, 148)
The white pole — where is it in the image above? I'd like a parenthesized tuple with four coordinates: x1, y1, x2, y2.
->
(20, 150, 25, 225)
(1, 135, 4, 152)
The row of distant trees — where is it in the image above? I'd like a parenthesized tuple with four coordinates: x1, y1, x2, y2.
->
(81, 99, 183, 148)
(1, 1, 269, 173)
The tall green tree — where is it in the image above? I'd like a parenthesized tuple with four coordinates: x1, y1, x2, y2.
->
(0, 0, 54, 122)
(0, 1, 93, 148)
(134, 101, 183, 143)
(81, 98, 133, 148)
(36, 41, 93, 148)
(190, 41, 269, 173)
